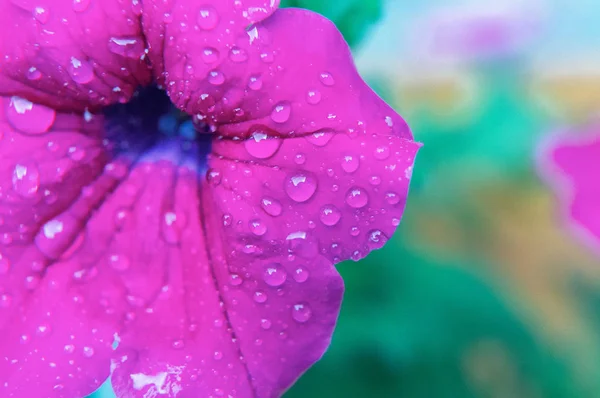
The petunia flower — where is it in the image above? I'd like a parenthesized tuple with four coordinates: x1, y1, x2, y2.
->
(0, 1, 420, 397)
(538, 123, 600, 254)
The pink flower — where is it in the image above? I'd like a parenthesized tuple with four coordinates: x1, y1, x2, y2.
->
(0, 1, 419, 397)
(539, 123, 600, 253)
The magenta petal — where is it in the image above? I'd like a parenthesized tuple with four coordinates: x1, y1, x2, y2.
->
(539, 125, 600, 252)
(1, 1, 420, 397)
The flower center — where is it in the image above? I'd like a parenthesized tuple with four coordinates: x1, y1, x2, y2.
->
(102, 86, 212, 171)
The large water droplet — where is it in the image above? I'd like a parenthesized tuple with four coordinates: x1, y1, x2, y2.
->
(253, 291, 267, 303)
(244, 130, 281, 159)
(367, 230, 388, 249)
(285, 173, 317, 203)
(260, 197, 282, 217)
(345, 187, 369, 208)
(202, 47, 219, 64)
(68, 57, 94, 84)
(108, 37, 145, 59)
(263, 264, 287, 287)
(26, 67, 42, 81)
(198, 6, 219, 30)
(385, 192, 400, 205)
(293, 267, 309, 283)
(292, 303, 312, 323)
(248, 75, 263, 91)
(341, 154, 359, 173)
(249, 219, 267, 236)
(306, 89, 322, 105)
(374, 145, 390, 160)
(305, 130, 334, 147)
(7, 97, 56, 135)
(12, 163, 40, 198)
(208, 70, 225, 85)
(270, 102, 291, 124)
(319, 205, 341, 226)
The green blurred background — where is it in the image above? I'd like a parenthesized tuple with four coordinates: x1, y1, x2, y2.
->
(94, 0, 600, 397)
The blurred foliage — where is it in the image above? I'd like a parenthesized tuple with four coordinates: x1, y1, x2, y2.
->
(279, 0, 383, 48)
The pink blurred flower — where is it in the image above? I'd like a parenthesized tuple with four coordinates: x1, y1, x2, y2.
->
(0, 1, 419, 397)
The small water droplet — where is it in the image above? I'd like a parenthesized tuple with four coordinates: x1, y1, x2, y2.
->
(305, 130, 334, 147)
(285, 173, 318, 203)
(319, 205, 341, 226)
(108, 37, 145, 59)
(253, 291, 267, 303)
(350, 226, 360, 237)
(260, 51, 274, 63)
(260, 318, 272, 329)
(36, 323, 52, 337)
(245, 130, 281, 159)
(367, 230, 388, 249)
(293, 267, 309, 283)
(198, 6, 219, 30)
(172, 339, 185, 349)
(345, 187, 369, 208)
(0, 293, 12, 308)
(108, 254, 130, 271)
(73, 0, 91, 12)
(68, 57, 94, 84)
(213, 351, 223, 360)
(12, 163, 40, 198)
(33, 7, 49, 24)
(229, 47, 248, 63)
(222, 214, 233, 227)
(306, 89, 322, 105)
(249, 220, 267, 236)
(7, 96, 56, 134)
(294, 153, 306, 165)
(64, 344, 75, 354)
(374, 146, 390, 160)
(248, 75, 263, 90)
(202, 47, 219, 64)
(341, 154, 359, 173)
(292, 303, 312, 323)
(385, 192, 400, 205)
(229, 274, 243, 286)
(260, 197, 282, 217)
(319, 72, 335, 86)
(83, 346, 94, 358)
(263, 264, 286, 287)
(206, 168, 222, 185)
(270, 102, 291, 124)
(26, 66, 42, 81)
(208, 70, 225, 85)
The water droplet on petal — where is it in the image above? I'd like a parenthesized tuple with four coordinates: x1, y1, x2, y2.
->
(213, 351, 223, 360)
(7, 97, 56, 135)
(292, 303, 312, 323)
(345, 187, 369, 208)
(293, 267, 309, 283)
(229, 47, 248, 63)
(172, 339, 185, 349)
(202, 47, 219, 64)
(0, 294, 12, 308)
(319, 205, 341, 226)
(374, 145, 390, 160)
(33, 7, 49, 24)
(385, 192, 400, 205)
(36, 323, 52, 337)
(285, 173, 318, 203)
(350, 226, 360, 237)
(73, 0, 91, 12)
(108, 37, 145, 59)
(367, 229, 388, 249)
(294, 153, 306, 165)
(260, 318, 271, 329)
(260, 197, 282, 217)
(26, 67, 42, 81)
(341, 154, 359, 173)
(248, 75, 263, 90)
(306, 89, 322, 105)
(83, 346, 94, 358)
(305, 130, 334, 147)
(245, 130, 281, 159)
(320, 72, 335, 86)
(270, 102, 291, 124)
(12, 163, 40, 198)
(109, 254, 130, 271)
(68, 57, 94, 84)
(229, 274, 243, 286)
(253, 291, 267, 303)
(222, 214, 233, 227)
(263, 264, 287, 287)
(249, 219, 267, 236)
(208, 70, 225, 85)
(198, 6, 219, 30)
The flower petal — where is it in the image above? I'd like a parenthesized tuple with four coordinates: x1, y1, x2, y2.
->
(539, 126, 600, 252)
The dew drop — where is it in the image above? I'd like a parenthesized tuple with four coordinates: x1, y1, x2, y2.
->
(208, 70, 225, 85)
(249, 219, 267, 236)
(293, 267, 309, 283)
(7, 96, 56, 135)
(319, 205, 341, 226)
(285, 173, 318, 203)
(213, 351, 223, 360)
(306, 89, 322, 105)
(319, 72, 335, 86)
(12, 163, 40, 198)
(0, 293, 12, 308)
(305, 130, 334, 147)
(33, 7, 49, 24)
(260, 197, 282, 217)
(206, 168, 222, 186)
(229, 274, 243, 286)
(292, 303, 312, 323)
(36, 323, 52, 337)
(270, 102, 291, 124)
(64, 344, 75, 354)
(222, 214, 233, 227)
(108, 37, 145, 59)
(198, 6, 219, 30)
(294, 153, 306, 165)
(367, 229, 388, 249)
(260, 318, 272, 329)
(73, 0, 91, 12)
(229, 47, 248, 63)
(108, 254, 130, 271)
(202, 47, 219, 64)
(263, 264, 287, 287)
(253, 290, 267, 303)
(345, 187, 369, 209)
(26, 67, 42, 81)
(260, 51, 274, 63)
(244, 130, 281, 159)
(350, 226, 360, 237)
(374, 145, 390, 160)
(172, 339, 185, 349)
(68, 57, 94, 84)
(248, 75, 263, 91)
(83, 346, 94, 358)
(385, 192, 400, 205)
(341, 154, 359, 173)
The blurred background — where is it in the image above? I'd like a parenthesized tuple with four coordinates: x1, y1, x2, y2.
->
(93, 0, 600, 397)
